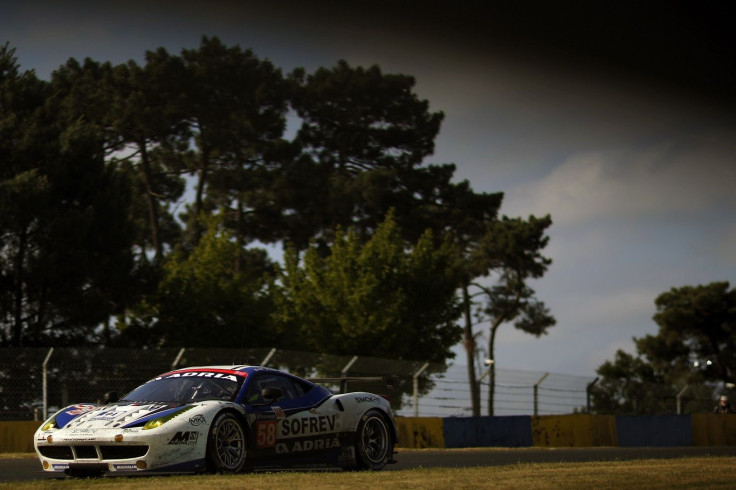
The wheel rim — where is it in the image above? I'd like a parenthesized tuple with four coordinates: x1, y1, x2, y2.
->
(215, 417, 245, 470)
(361, 416, 388, 464)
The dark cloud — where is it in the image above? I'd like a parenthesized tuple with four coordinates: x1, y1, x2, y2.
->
(8, 0, 734, 105)
(284, 1, 736, 105)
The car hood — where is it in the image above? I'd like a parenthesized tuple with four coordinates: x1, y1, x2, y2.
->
(58, 402, 191, 430)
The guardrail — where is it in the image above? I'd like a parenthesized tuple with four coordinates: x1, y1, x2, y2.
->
(3, 414, 735, 453)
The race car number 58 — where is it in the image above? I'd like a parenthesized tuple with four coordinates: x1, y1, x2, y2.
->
(256, 421, 277, 448)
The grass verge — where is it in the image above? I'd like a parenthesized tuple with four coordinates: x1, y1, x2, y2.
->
(3, 457, 735, 489)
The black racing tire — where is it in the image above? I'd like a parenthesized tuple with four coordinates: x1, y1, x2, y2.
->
(355, 409, 393, 471)
(206, 412, 247, 473)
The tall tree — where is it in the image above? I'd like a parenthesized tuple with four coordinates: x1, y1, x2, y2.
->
(49, 53, 188, 263)
(178, 36, 288, 248)
(438, 182, 504, 417)
(470, 214, 556, 415)
(117, 215, 277, 348)
(592, 350, 676, 415)
(649, 282, 736, 387)
(108, 51, 190, 261)
(0, 44, 138, 346)
(284, 60, 449, 249)
(273, 212, 462, 362)
(590, 282, 735, 414)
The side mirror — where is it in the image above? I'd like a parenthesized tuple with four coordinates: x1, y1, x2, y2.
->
(261, 387, 283, 402)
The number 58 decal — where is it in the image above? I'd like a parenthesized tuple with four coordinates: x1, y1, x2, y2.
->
(256, 420, 277, 448)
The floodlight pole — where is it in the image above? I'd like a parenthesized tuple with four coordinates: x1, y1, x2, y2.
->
(533, 372, 549, 416)
(586, 377, 599, 413)
(676, 385, 689, 415)
(171, 348, 185, 370)
(413, 362, 430, 417)
(340, 356, 359, 393)
(261, 348, 277, 367)
(42, 347, 54, 421)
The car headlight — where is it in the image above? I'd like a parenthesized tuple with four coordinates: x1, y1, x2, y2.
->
(41, 417, 58, 431)
(142, 406, 193, 430)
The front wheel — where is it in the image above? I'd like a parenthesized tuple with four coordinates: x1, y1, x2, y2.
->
(355, 409, 393, 470)
(206, 412, 247, 473)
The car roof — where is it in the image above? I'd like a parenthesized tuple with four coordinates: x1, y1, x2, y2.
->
(167, 365, 309, 380)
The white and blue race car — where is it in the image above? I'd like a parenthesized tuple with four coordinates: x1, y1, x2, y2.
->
(34, 365, 398, 476)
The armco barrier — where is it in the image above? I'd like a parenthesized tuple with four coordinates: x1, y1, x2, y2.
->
(397, 414, 734, 449)
(3, 415, 735, 453)
(616, 415, 693, 447)
(395, 417, 445, 448)
(443, 416, 533, 448)
(691, 414, 736, 446)
(0, 421, 39, 453)
(531, 414, 618, 447)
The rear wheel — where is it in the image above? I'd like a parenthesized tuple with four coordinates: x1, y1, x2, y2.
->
(355, 409, 393, 470)
(206, 412, 246, 473)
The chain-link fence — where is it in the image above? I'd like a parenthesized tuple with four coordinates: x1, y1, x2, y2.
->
(420, 363, 597, 417)
(1, 347, 707, 421)
(0, 347, 436, 421)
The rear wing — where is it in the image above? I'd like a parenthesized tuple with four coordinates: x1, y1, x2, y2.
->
(307, 376, 386, 394)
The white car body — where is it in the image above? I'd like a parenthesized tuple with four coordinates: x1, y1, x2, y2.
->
(34, 365, 397, 476)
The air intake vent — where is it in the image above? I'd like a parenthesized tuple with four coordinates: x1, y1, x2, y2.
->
(38, 445, 73, 460)
(74, 445, 98, 459)
(99, 445, 149, 459)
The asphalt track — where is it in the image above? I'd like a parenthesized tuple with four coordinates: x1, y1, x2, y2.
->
(3, 447, 736, 483)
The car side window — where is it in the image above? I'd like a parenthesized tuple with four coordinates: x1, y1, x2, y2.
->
(245, 374, 302, 404)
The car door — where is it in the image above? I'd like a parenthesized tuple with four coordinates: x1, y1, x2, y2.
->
(244, 373, 339, 468)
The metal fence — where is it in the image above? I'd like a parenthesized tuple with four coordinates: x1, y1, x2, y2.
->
(1, 347, 596, 421)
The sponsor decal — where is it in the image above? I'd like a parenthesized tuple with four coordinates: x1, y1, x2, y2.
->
(272, 406, 286, 419)
(65, 404, 97, 416)
(145, 403, 172, 412)
(189, 414, 206, 426)
(112, 463, 138, 471)
(355, 396, 379, 404)
(281, 415, 336, 436)
(256, 420, 278, 448)
(168, 431, 199, 445)
(71, 428, 97, 434)
(52, 463, 70, 471)
(275, 437, 340, 454)
(89, 408, 120, 421)
(255, 412, 276, 421)
(163, 372, 238, 382)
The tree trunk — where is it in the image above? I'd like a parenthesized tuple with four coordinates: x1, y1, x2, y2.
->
(487, 321, 499, 416)
(193, 131, 210, 244)
(139, 140, 162, 260)
(234, 199, 243, 274)
(12, 228, 27, 346)
(462, 283, 480, 416)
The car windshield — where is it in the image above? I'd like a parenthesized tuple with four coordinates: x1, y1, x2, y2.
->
(121, 371, 245, 403)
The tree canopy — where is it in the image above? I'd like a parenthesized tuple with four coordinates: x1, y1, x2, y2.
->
(273, 212, 462, 362)
(0, 36, 555, 406)
(466, 214, 556, 415)
(591, 281, 736, 414)
(1, 43, 140, 346)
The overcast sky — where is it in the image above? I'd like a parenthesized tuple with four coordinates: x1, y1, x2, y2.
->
(3, 1, 735, 376)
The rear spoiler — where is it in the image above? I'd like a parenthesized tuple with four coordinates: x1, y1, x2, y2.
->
(307, 376, 386, 394)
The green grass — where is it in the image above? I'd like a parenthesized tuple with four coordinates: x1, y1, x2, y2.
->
(3, 457, 735, 489)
